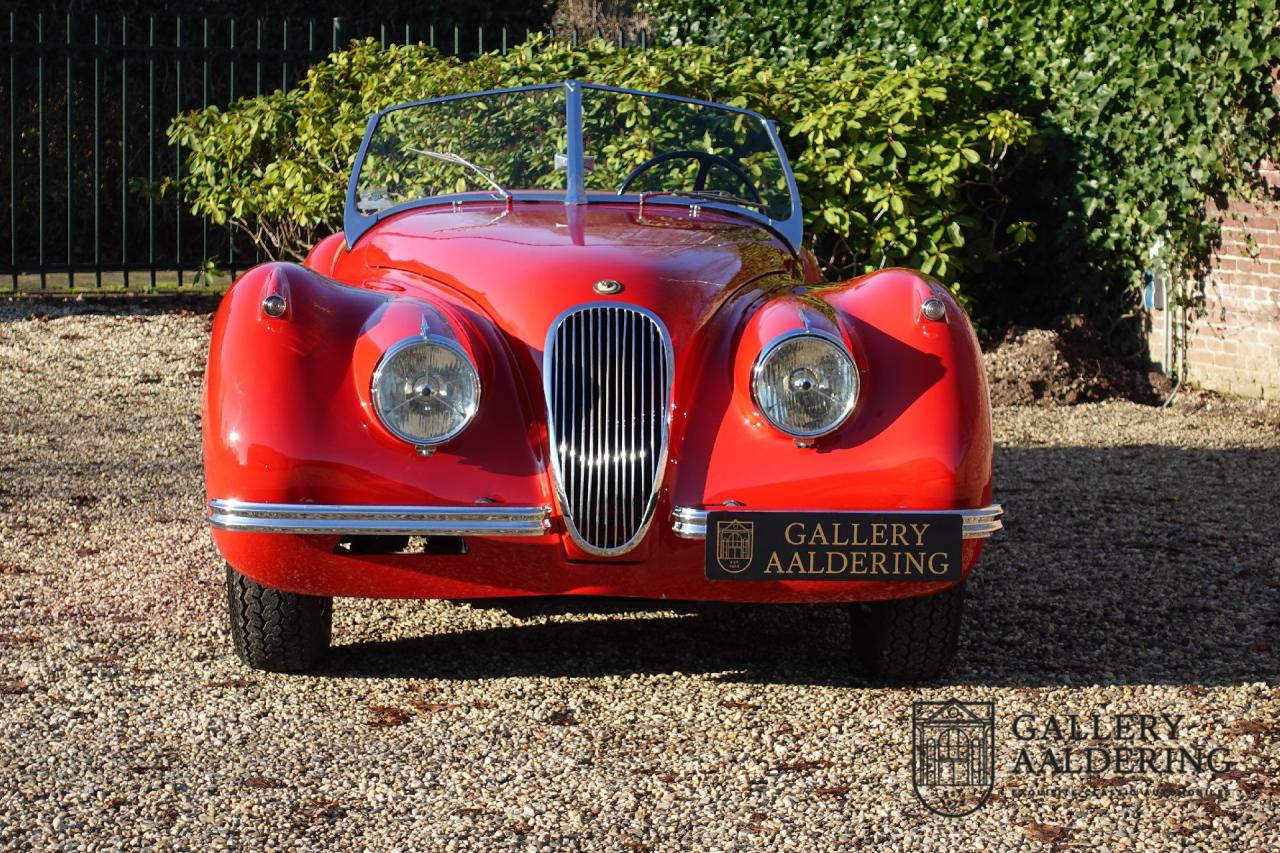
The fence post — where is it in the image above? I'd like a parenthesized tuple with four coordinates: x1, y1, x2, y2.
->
(332, 17, 343, 52)
(120, 14, 127, 288)
(254, 18, 262, 266)
(66, 15, 74, 288)
(201, 17, 209, 283)
(8, 11, 16, 290)
(256, 18, 263, 97)
(94, 14, 102, 288)
(148, 15, 156, 289)
(228, 19, 236, 102)
(227, 18, 236, 279)
(282, 19, 289, 93)
(175, 16, 183, 287)
(38, 13, 46, 289)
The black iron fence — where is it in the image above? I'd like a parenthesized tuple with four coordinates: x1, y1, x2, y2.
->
(1, 11, 649, 292)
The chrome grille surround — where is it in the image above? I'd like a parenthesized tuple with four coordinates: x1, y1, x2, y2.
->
(544, 302, 674, 556)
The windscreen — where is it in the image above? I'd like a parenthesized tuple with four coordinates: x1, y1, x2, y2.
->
(581, 88, 793, 222)
(349, 83, 796, 239)
(354, 87, 566, 214)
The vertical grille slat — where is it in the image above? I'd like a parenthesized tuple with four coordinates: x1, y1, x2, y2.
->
(545, 303, 672, 555)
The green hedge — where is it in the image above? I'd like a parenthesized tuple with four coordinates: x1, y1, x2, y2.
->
(645, 0, 1280, 337)
(167, 36, 1034, 310)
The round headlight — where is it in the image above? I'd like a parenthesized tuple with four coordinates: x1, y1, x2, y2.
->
(371, 338, 480, 446)
(751, 333, 858, 438)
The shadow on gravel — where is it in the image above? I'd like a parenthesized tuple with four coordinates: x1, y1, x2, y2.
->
(321, 443, 1280, 689)
(959, 444, 1280, 689)
(321, 602, 862, 685)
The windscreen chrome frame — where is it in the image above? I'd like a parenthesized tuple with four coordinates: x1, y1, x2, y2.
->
(343, 81, 804, 253)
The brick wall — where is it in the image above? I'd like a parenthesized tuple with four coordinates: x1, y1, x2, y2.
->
(1147, 163, 1280, 399)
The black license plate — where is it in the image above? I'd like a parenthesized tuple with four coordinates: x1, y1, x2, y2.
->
(704, 511, 962, 581)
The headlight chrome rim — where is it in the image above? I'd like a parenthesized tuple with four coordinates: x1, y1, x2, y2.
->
(750, 329, 858, 439)
(370, 335, 481, 447)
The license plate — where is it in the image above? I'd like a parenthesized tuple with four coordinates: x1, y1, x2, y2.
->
(704, 511, 962, 581)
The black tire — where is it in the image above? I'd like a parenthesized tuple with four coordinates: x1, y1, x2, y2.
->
(849, 583, 965, 681)
(226, 565, 332, 672)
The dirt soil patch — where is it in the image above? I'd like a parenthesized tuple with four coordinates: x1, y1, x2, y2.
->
(983, 315, 1169, 406)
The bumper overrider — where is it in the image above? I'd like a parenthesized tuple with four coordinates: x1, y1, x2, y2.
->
(207, 499, 1001, 540)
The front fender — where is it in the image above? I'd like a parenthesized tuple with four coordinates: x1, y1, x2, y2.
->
(668, 268, 992, 513)
(202, 263, 550, 510)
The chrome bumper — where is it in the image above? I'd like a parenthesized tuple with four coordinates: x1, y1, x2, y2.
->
(671, 504, 1003, 540)
(207, 500, 552, 536)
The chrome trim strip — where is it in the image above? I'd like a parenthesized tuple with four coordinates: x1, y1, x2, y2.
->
(208, 500, 551, 536)
(672, 504, 1004, 540)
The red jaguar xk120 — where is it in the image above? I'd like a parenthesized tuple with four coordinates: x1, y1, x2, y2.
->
(204, 81, 1001, 678)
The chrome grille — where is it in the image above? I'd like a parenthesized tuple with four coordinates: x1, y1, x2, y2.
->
(544, 303, 673, 555)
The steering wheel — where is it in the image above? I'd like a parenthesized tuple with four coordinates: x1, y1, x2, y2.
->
(618, 149, 763, 205)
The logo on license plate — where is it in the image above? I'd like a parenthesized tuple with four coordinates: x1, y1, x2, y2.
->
(714, 519, 754, 573)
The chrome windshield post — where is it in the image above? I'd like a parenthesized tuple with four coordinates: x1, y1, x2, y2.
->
(564, 80, 587, 206)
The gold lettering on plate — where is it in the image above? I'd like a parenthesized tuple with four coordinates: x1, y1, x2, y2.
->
(776, 521, 940, 547)
(762, 549, 951, 576)
(784, 522, 805, 546)
(839, 521, 931, 547)
(890, 523, 909, 546)
(910, 522, 930, 546)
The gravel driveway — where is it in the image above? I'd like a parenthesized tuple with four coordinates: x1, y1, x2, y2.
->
(1, 300, 1277, 850)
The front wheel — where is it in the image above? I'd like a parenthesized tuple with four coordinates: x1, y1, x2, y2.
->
(849, 583, 965, 681)
(226, 565, 332, 672)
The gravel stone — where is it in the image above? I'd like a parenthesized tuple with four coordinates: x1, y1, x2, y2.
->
(1, 299, 1277, 850)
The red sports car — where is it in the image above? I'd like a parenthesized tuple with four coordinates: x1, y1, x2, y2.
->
(204, 81, 1001, 678)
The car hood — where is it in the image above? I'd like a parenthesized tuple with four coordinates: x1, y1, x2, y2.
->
(356, 201, 798, 353)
